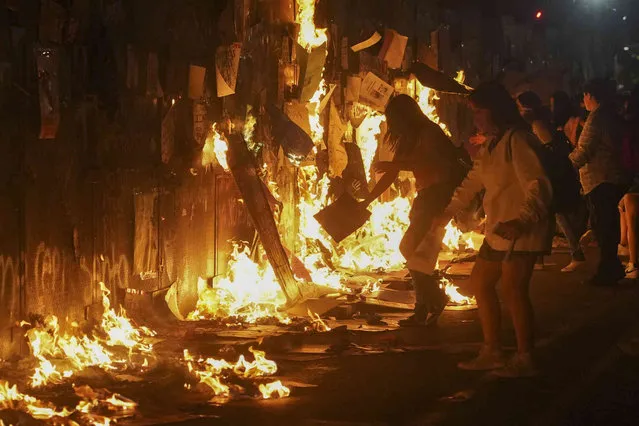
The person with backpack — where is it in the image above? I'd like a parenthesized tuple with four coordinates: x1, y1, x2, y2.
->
(569, 79, 627, 286)
(434, 82, 552, 377)
(517, 91, 586, 272)
(361, 94, 470, 327)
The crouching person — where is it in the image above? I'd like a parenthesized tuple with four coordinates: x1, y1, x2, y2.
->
(439, 82, 553, 377)
(362, 94, 470, 327)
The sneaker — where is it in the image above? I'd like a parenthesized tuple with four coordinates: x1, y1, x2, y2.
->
(458, 346, 505, 371)
(579, 230, 595, 248)
(625, 263, 638, 279)
(493, 353, 538, 378)
(561, 260, 586, 273)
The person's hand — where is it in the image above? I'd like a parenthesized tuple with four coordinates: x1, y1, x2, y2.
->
(372, 161, 398, 173)
(494, 219, 525, 241)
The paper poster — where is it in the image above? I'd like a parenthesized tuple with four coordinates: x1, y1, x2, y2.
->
(215, 43, 242, 97)
(39, 0, 64, 43)
(351, 31, 382, 52)
(134, 192, 159, 279)
(378, 29, 408, 69)
(35, 47, 60, 139)
(297, 42, 327, 102)
(345, 76, 362, 103)
(284, 100, 312, 137)
(193, 102, 208, 145)
(360, 72, 394, 111)
(188, 64, 206, 100)
(161, 104, 175, 164)
(126, 44, 139, 89)
(146, 52, 163, 97)
(318, 83, 337, 114)
(327, 100, 348, 178)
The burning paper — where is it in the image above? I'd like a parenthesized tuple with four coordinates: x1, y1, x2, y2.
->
(360, 72, 394, 111)
(215, 43, 242, 97)
(351, 31, 382, 52)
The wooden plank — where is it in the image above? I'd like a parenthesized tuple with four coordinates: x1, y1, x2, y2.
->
(227, 134, 303, 306)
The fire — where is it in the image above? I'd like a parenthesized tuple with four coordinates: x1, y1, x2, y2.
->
(0, 381, 73, 420)
(307, 79, 328, 145)
(188, 244, 289, 324)
(25, 283, 156, 388)
(441, 277, 476, 306)
(307, 309, 331, 332)
(296, 0, 327, 50)
(202, 123, 230, 171)
(443, 220, 463, 251)
(184, 347, 290, 400)
(354, 103, 385, 178)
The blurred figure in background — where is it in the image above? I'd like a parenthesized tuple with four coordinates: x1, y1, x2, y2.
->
(619, 87, 639, 279)
(518, 91, 586, 272)
(569, 79, 627, 286)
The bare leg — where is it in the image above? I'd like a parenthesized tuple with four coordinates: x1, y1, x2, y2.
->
(626, 194, 639, 265)
(500, 254, 536, 355)
(470, 257, 503, 351)
(620, 198, 628, 247)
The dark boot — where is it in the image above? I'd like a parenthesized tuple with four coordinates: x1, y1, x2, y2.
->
(399, 303, 428, 327)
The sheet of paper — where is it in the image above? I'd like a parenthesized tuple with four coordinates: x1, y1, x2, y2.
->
(284, 100, 312, 137)
(146, 52, 163, 97)
(378, 29, 408, 69)
(188, 64, 206, 100)
(35, 47, 60, 139)
(351, 31, 382, 52)
(360, 72, 394, 111)
(161, 104, 175, 164)
(345, 76, 362, 103)
(297, 42, 327, 102)
(216, 43, 242, 97)
(193, 101, 208, 145)
(318, 83, 337, 114)
(328, 99, 348, 178)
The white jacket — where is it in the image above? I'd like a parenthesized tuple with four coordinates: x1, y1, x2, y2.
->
(445, 128, 553, 252)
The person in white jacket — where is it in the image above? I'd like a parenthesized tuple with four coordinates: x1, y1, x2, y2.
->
(440, 82, 553, 378)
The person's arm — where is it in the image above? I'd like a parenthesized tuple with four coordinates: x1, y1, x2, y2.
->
(442, 158, 484, 219)
(362, 169, 399, 205)
(569, 112, 600, 169)
(532, 120, 554, 144)
(511, 132, 553, 227)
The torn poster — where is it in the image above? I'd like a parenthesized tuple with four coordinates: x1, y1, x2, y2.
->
(351, 31, 382, 52)
(188, 64, 206, 100)
(134, 192, 159, 280)
(345, 76, 362, 103)
(146, 52, 163, 97)
(327, 99, 348, 178)
(35, 47, 60, 139)
(318, 83, 336, 114)
(161, 104, 176, 164)
(215, 43, 242, 97)
(193, 101, 208, 145)
(360, 72, 394, 111)
(378, 29, 408, 69)
(126, 44, 139, 89)
(297, 42, 327, 102)
(284, 100, 312, 137)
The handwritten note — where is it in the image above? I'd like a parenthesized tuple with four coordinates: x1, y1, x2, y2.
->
(328, 99, 348, 178)
(360, 72, 394, 111)
(216, 43, 242, 97)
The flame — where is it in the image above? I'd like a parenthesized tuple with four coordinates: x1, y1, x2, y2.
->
(202, 123, 230, 171)
(0, 381, 73, 420)
(259, 381, 291, 399)
(307, 309, 331, 332)
(296, 0, 327, 50)
(25, 283, 156, 388)
(307, 79, 328, 145)
(442, 220, 463, 251)
(184, 347, 290, 400)
(188, 243, 289, 324)
(354, 104, 385, 178)
(441, 277, 476, 306)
